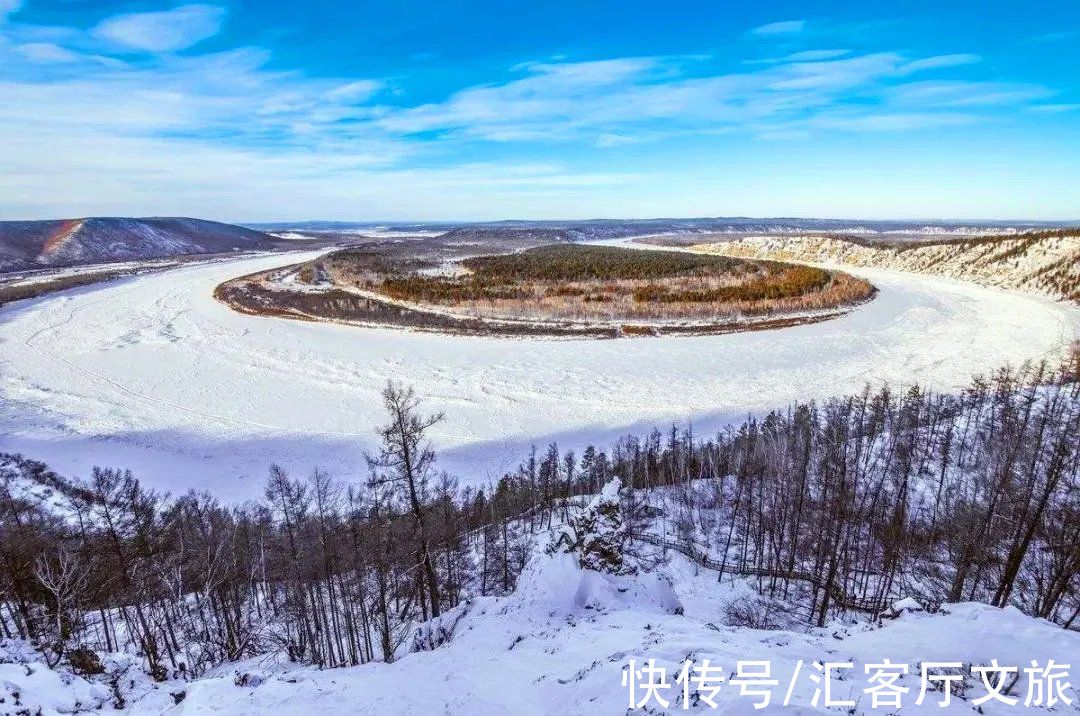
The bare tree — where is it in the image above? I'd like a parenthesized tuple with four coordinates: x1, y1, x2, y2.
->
(34, 547, 89, 666)
(367, 381, 445, 618)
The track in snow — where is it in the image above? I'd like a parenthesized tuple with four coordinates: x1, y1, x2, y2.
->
(1, 249, 1077, 501)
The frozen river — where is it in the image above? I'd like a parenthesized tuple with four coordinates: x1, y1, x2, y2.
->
(1, 249, 1077, 500)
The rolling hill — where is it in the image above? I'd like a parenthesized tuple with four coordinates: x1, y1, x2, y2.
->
(0, 217, 279, 272)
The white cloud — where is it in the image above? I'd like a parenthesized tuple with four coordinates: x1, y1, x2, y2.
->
(888, 80, 1051, 107)
(325, 80, 384, 103)
(1028, 103, 1080, 113)
(767, 52, 904, 90)
(378, 58, 663, 136)
(899, 53, 981, 74)
(370, 49, 1051, 145)
(809, 111, 976, 132)
(92, 4, 226, 52)
(17, 42, 81, 63)
(782, 49, 850, 62)
(750, 20, 806, 35)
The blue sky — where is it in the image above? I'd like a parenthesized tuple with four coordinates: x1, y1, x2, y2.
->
(1, 0, 1078, 221)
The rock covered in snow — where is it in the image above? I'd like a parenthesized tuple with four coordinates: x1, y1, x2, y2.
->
(879, 595, 927, 620)
(892, 596, 926, 613)
(547, 478, 637, 576)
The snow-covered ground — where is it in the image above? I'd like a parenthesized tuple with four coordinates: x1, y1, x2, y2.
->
(0, 249, 1077, 500)
(4, 548, 1078, 714)
(169, 556, 1080, 715)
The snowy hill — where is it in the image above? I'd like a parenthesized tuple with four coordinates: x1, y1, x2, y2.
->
(695, 232, 1080, 303)
(0, 217, 278, 272)
(2, 477, 1079, 715)
(2, 550, 1077, 714)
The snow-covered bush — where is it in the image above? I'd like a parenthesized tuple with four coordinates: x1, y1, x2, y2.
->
(410, 599, 486, 653)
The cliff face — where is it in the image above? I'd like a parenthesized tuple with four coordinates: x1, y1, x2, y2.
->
(694, 233, 1080, 303)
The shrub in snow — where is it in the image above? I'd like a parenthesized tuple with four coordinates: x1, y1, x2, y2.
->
(410, 599, 483, 653)
(548, 478, 636, 576)
(233, 671, 265, 688)
(66, 647, 104, 676)
(721, 585, 800, 631)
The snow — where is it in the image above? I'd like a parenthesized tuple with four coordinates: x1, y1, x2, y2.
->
(0, 249, 1077, 501)
(892, 597, 925, 614)
(0, 642, 111, 714)
(0, 258, 186, 288)
(7, 548, 1074, 714)
(0, 519, 1077, 715)
(699, 234, 1080, 300)
(167, 553, 1080, 714)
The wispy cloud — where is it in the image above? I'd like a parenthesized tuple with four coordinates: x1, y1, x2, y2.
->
(899, 53, 981, 74)
(0, 8, 1072, 219)
(782, 49, 851, 62)
(325, 80, 385, 103)
(374, 50, 1017, 144)
(808, 111, 977, 132)
(888, 80, 1051, 107)
(16, 41, 81, 63)
(750, 20, 807, 36)
(92, 4, 226, 52)
(1028, 103, 1080, 113)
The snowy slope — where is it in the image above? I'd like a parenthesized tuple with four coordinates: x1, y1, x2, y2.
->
(0, 249, 1077, 500)
(3, 550, 1077, 715)
(170, 555, 1080, 715)
(698, 234, 1080, 302)
(0, 217, 277, 272)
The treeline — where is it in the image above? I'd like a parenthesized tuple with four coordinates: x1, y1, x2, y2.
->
(0, 384, 566, 678)
(462, 244, 745, 282)
(0, 271, 123, 307)
(632, 266, 831, 304)
(622, 352, 1080, 627)
(2, 353, 1079, 682)
(824, 226, 1080, 252)
(375, 244, 867, 315)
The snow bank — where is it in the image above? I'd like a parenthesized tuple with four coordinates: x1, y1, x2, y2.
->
(167, 565, 1080, 714)
(510, 551, 682, 617)
(3, 571, 1079, 714)
(0, 641, 110, 715)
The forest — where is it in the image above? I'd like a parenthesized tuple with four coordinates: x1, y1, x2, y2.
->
(1, 348, 1078, 686)
(337, 244, 874, 323)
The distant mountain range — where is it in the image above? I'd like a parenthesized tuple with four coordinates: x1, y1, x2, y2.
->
(0, 217, 279, 272)
(249, 217, 1078, 242)
(3, 215, 1077, 275)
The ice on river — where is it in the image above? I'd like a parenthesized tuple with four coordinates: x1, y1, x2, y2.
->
(1, 250, 1077, 500)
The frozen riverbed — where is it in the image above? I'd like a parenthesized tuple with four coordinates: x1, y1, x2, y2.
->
(1, 249, 1077, 500)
